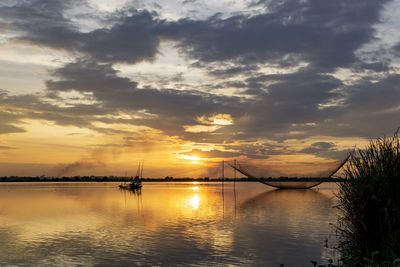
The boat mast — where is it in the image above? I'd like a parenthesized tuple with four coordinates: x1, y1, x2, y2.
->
(140, 160, 144, 179)
(136, 162, 141, 178)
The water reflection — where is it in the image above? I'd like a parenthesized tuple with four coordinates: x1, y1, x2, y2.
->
(237, 189, 339, 266)
(0, 182, 339, 266)
(188, 194, 200, 210)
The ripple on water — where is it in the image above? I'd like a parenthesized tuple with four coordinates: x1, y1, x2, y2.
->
(0, 182, 340, 266)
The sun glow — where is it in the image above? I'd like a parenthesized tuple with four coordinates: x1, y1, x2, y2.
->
(179, 155, 205, 164)
(188, 194, 200, 210)
(192, 186, 199, 191)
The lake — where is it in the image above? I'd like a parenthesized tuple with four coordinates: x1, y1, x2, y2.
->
(0, 182, 340, 266)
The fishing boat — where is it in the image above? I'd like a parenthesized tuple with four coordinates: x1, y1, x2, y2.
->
(119, 161, 143, 191)
(119, 177, 142, 190)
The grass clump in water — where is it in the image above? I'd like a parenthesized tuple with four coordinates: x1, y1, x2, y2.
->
(337, 130, 400, 266)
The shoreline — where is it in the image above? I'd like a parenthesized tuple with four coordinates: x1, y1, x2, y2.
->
(0, 176, 344, 183)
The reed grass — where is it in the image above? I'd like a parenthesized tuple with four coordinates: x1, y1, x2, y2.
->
(337, 130, 400, 266)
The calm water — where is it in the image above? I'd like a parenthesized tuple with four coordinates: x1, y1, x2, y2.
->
(0, 182, 340, 267)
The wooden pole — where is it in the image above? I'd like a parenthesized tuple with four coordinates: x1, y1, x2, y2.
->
(222, 160, 225, 188)
(233, 160, 237, 217)
(222, 160, 225, 180)
(140, 160, 144, 179)
(234, 159, 237, 188)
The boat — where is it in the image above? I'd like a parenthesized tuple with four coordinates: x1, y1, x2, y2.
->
(119, 161, 143, 191)
(228, 154, 350, 189)
(119, 177, 142, 190)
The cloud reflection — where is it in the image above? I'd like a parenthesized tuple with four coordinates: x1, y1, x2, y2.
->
(0, 182, 339, 266)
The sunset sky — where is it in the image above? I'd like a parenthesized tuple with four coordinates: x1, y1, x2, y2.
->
(1, 0, 400, 177)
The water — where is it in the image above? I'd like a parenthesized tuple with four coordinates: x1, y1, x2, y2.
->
(0, 182, 340, 266)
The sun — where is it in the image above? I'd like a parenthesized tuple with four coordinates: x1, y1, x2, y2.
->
(180, 155, 205, 164)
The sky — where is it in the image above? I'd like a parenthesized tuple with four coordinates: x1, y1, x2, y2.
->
(0, 0, 400, 177)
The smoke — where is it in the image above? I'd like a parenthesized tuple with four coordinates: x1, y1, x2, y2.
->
(56, 160, 105, 177)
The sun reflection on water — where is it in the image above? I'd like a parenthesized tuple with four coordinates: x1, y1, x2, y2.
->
(0, 182, 340, 266)
(188, 194, 200, 210)
(192, 186, 199, 191)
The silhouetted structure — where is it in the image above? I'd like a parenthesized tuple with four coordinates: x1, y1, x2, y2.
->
(228, 155, 350, 189)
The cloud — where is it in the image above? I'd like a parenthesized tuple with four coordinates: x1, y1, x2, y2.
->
(45, 59, 244, 137)
(179, 142, 286, 160)
(207, 64, 259, 78)
(181, 0, 198, 5)
(169, 0, 390, 71)
(301, 141, 335, 152)
(300, 141, 349, 159)
(0, 0, 86, 50)
(332, 74, 400, 137)
(0, 1, 164, 64)
(180, 148, 241, 159)
(0, 91, 26, 134)
(2, 0, 390, 70)
(0, 145, 14, 150)
(1, 0, 399, 165)
(184, 125, 222, 133)
(81, 10, 163, 63)
(0, 119, 25, 135)
(227, 142, 291, 159)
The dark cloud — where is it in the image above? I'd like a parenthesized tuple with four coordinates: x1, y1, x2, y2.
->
(1, 0, 399, 160)
(207, 64, 259, 78)
(224, 69, 343, 140)
(393, 41, 400, 56)
(302, 141, 335, 152)
(180, 142, 292, 160)
(1, 93, 107, 129)
(355, 61, 391, 73)
(334, 74, 400, 137)
(301, 141, 339, 158)
(44, 59, 244, 137)
(0, 116, 25, 134)
(2, 62, 399, 156)
(170, 0, 390, 71)
(300, 141, 352, 160)
(209, 69, 399, 142)
(47, 60, 137, 93)
(272, 74, 400, 141)
(343, 74, 400, 112)
(0, 0, 86, 50)
(0, 1, 164, 64)
(0, 90, 26, 134)
(82, 10, 163, 63)
(4, 61, 395, 150)
(237, 142, 290, 155)
(215, 81, 247, 89)
(2, 0, 390, 70)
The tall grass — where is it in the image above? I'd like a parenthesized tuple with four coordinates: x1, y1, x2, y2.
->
(337, 131, 400, 266)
